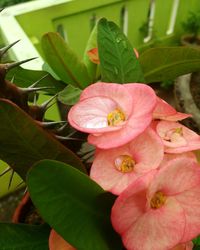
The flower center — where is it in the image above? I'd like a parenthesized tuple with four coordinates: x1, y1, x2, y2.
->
(150, 191, 167, 209)
(115, 155, 135, 173)
(164, 127, 183, 142)
(107, 108, 125, 126)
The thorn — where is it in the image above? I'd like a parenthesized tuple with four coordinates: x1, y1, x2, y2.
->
(11, 75, 15, 83)
(20, 86, 54, 93)
(55, 135, 84, 141)
(37, 120, 67, 129)
(41, 93, 58, 110)
(56, 122, 68, 133)
(8, 169, 14, 189)
(0, 40, 20, 59)
(5, 57, 38, 71)
(29, 74, 49, 88)
(0, 166, 12, 177)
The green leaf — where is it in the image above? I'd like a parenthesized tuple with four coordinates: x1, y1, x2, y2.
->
(0, 223, 50, 250)
(139, 47, 200, 83)
(58, 85, 82, 105)
(83, 24, 99, 81)
(97, 18, 144, 83)
(6, 66, 65, 95)
(193, 235, 200, 245)
(0, 99, 86, 180)
(42, 32, 91, 89)
(27, 160, 123, 250)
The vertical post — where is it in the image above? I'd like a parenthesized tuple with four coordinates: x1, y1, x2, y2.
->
(166, 0, 180, 35)
(144, 0, 156, 43)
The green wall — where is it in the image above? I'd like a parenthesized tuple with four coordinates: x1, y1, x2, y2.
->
(15, 0, 200, 58)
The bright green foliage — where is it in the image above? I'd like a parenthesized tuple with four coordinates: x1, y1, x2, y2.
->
(139, 46, 200, 83)
(97, 18, 144, 83)
(27, 160, 123, 250)
(42, 32, 91, 89)
(0, 99, 85, 180)
(58, 85, 82, 105)
(0, 223, 50, 249)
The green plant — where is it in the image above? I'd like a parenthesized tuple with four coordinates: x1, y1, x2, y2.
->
(1, 16, 200, 249)
(182, 11, 200, 40)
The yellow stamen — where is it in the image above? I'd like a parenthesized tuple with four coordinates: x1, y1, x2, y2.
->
(107, 108, 125, 126)
(115, 155, 135, 173)
(174, 127, 183, 135)
(150, 191, 167, 209)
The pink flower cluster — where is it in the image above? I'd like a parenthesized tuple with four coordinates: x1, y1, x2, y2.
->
(68, 82, 200, 250)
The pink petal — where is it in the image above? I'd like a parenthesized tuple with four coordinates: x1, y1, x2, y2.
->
(80, 82, 133, 117)
(68, 96, 124, 133)
(125, 83, 157, 117)
(148, 157, 200, 198)
(111, 174, 155, 234)
(90, 145, 139, 195)
(88, 113, 153, 149)
(122, 197, 185, 250)
(153, 97, 191, 121)
(159, 152, 197, 169)
(157, 121, 200, 153)
(129, 128, 164, 173)
(90, 129, 161, 194)
(175, 187, 200, 242)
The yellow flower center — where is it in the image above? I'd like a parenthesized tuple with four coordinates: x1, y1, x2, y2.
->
(107, 108, 126, 126)
(150, 191, 167, 209)
(115, 155, 135, 173)
(165, 127, 183, 141)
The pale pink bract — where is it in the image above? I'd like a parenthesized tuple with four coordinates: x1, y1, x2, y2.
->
(68, 82, 157, 149)
(90, 128, 164, 195)
(156, 120, 200, 153)
(153, 97, 191, 121)
(111, 157, 200, 250)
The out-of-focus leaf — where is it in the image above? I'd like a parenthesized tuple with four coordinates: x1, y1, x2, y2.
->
(139, 47, 200, 83)
(0, 223, 50, 250)
(27, 160, 123, 250)
(58, 85, 81, 105)
(0, 99, 86, 180)
(42, 32, 91, 89)
(97, 18, 144, 83)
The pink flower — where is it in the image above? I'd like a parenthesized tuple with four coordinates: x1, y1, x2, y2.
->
(156, 120, 200, 153)
(153, 97, 191, 121)
(111, 157, 200, 250)
(90, 128, 163, 195)
(68, 82, 157, 149)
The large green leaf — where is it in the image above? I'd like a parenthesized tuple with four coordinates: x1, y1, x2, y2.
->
(27, 160, 123, 250)
(139, 47, 200, 83)
(0, 99, 86, 180)
(0, 223, 50, 250)
(42, 32, 91, 89)
(6, 66, 65, 95)
(97, 18, 144, 83)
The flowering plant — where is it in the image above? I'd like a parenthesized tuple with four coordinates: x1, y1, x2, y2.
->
(1, 18, 200, 250)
